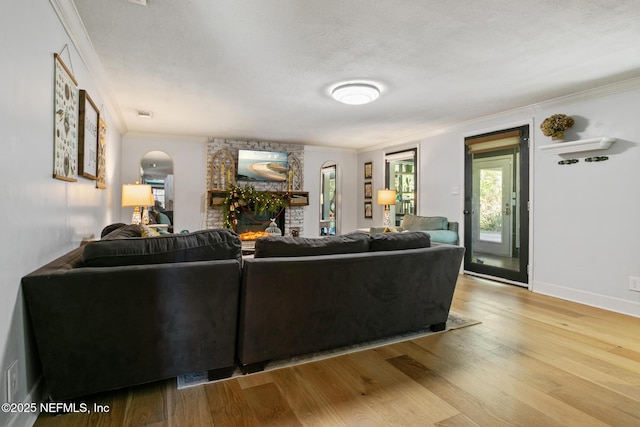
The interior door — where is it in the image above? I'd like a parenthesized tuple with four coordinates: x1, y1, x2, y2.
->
(472, 156, 513, 257)
(464, 125, 529, 285)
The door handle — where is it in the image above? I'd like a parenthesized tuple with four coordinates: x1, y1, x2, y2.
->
(463, 210, 470, 215)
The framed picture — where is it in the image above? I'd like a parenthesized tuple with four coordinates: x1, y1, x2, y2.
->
(78, 90, 99, 180)
(364, 201, 373, 219)
(53, 53, 78, 181)
(364, 161, 373, 179)
(96, 117, 107, 189)
(364, 181, 372, 199)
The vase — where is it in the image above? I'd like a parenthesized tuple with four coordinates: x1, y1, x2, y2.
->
(552, 132, 565, 142)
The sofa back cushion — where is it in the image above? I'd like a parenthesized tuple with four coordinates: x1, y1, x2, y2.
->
(369, 231, 431, 252)
(254, 233, 370, 258)
(401, 214, 448, 231)
(83, 229, 242, 267)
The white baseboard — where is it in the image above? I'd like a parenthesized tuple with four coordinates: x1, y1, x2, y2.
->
(533, 281, 640, 318)
(6, 379, 42, 427)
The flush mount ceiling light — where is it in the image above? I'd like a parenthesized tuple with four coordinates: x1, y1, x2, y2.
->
(331, 83, 381, 105)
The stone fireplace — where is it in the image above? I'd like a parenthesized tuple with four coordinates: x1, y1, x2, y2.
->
(235, 208, 286, 236)
(206, 137, 306, 236)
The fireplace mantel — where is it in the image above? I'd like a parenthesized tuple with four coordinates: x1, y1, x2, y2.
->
(208, 190, 308, 208)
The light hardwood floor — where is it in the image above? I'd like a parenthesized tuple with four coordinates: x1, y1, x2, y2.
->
(35, 275, 640, 426)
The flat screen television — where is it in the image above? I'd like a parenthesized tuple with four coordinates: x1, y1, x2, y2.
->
(237, 149, 288, 182)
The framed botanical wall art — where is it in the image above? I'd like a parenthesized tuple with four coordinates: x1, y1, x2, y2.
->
(53, 53, 78, 181)
(364, 181, 372, 199)
(96, 117, 107, 189)
(364, 201, 373, 219)
(78, 90, 99, 180)
(364, 161, 373, 179)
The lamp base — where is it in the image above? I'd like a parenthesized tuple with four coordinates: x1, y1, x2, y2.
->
(131, 206, 142, 225)
(141, 207, 150, 225)
(382, 208, 391, 228)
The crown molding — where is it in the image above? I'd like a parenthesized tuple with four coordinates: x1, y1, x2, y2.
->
(49, 0, 127, 134)
(358, 76, 640, 154)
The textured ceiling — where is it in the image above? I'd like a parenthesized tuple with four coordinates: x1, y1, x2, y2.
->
(71, 0, 640, 149)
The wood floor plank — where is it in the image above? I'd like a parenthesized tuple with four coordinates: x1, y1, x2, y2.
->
(343, 349, 461, 423)
(241, 382, 302, 427)
(269, 366, 345, 427)
(34, 387, 129, 427)
(419, 332, 612, 427)
(204, 379, 256, 426)
(386, 353, 514, 427)
(122, 381, 168, 427)
(32, 275, 640, 427)
(167, 382, 214, 427)
(291, 360, 388, 425)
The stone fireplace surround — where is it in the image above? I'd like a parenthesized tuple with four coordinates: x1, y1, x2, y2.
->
(206, 138, 305, 236)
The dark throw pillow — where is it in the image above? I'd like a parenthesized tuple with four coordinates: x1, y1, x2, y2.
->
(102, 224, 143, 240)
(369, 231, 431, 252)
(254, 233, 370, 258)
(100, 223, 128, 238)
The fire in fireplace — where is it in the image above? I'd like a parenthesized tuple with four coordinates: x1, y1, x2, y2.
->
(236, 208, 286, 240)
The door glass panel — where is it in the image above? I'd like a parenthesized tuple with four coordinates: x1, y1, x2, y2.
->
(479, 168, 503, 244)
(471, 154, 515, 267)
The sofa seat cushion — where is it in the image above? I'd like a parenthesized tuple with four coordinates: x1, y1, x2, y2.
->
(254, 233, 370, 258)
(83, 228, 242, 267)
(401, 214, 448, 231)
(369, 231, 430, 251)
(421, 230, 459, 245)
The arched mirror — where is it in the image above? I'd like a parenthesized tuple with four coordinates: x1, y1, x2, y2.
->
(141, 150, 174, 232)
(320, 161, 340, 235)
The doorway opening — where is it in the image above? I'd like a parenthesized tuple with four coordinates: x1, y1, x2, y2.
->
(141, 150, 174, 231)
(320, 162, 338, 235)
(384, 148, 417, 226)
(464, 125, 529, 285)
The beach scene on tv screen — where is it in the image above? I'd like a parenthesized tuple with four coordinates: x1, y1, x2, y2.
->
(237, 150, 288, 182)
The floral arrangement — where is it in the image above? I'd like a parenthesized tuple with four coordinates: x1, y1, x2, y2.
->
(222, 185, 289, 229)
(540, 114, 574, 140)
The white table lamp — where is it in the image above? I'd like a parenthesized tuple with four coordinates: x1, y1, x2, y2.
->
(122, 184, 154, 225)
(377, 189, 397, 228)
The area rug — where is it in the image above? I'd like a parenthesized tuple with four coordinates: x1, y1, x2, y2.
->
(177, 311, 480, 390)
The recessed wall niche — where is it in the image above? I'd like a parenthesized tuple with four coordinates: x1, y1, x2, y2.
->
(206, 137, 305, 236)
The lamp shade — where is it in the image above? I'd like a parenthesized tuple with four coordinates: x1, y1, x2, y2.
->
(122, 184, 153, 207)
(377, 189, 397, 206)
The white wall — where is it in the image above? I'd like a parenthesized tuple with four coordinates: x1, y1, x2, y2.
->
(358, 83, 640, 317)
(121, 134, 208, 234)
(122, 139, 359, 238)
(0, 2, 123, 425)
(304, 146, 359, 236)
(532, 88, 640, 314)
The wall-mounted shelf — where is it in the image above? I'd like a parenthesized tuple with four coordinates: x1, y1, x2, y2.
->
(538, 137, 616, 155)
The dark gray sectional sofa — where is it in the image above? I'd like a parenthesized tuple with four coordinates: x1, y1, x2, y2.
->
(238, 232, 465, 372)
(22, 226, 464, 400)
(22, 226, 242, 400)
